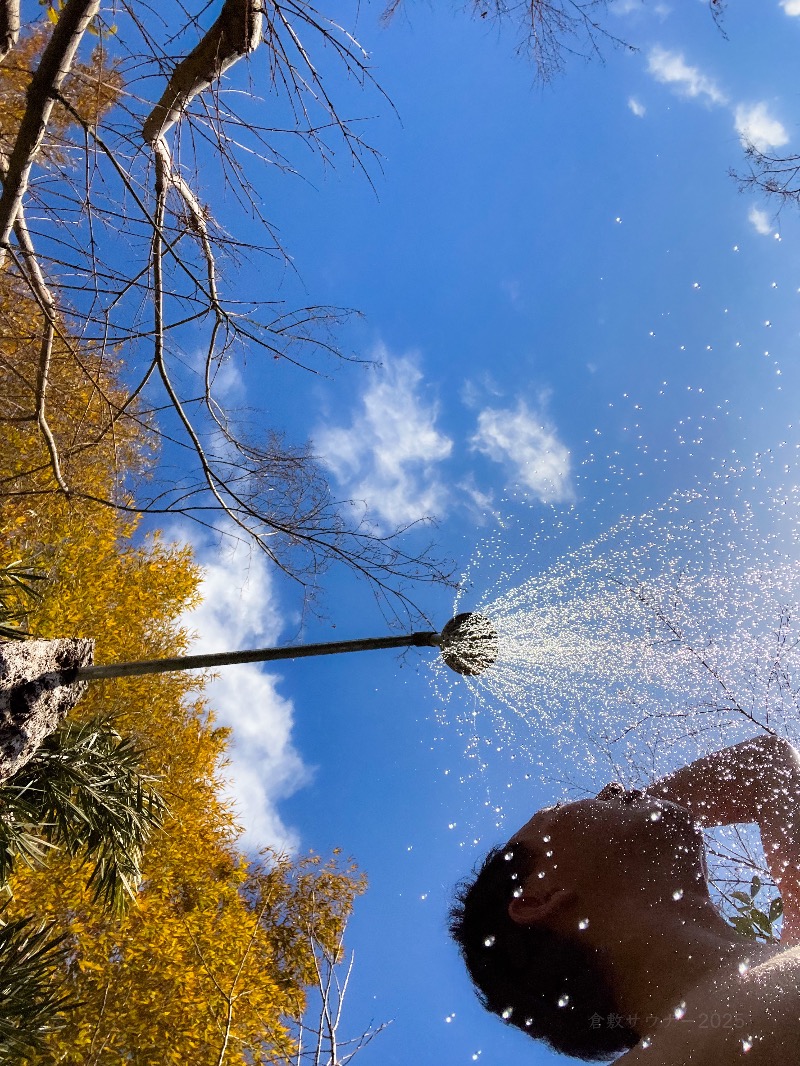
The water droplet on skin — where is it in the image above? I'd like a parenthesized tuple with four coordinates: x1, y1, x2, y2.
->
(672, 889, 684, 900)
(742, 1037, 753, 1052)
(504, 851, 513, 861)
(641, 1037, 652, 1049)
(557, 994, 570, 1007)
(739, 959, 750, 975)
(484, 935, 496, 947)
(537, 871, 545, 879)
(545, 850, 553, 858)
(502, 1007, 513, 1020)
(650, 811, 662, 822)
(578, 918, 590, 930)
(543, 836, 551, 843)
(674, 1003, 686, 1020)
(513, 887, 523, 897)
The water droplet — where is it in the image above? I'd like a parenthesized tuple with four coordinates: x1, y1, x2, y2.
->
(557, 994, 570, 1007)
(672, 889, 684, 901)
(501, 1007, 513, 1020)
(641, 1037, 652, 1049)
(524, 1017, 533, 1028)
(650, 811, 662, 821)
(545, 850, 553, 858)
(484, 935, 496, 947)
(578, 918, 590, 930)
(537, 871, 545, 879)
(504, 851, 514, 861)
(542, 835, 551, 843)
(742, 1037, 753, 1052)
(512, 887, 523, 898)
(738, 959, 750, 975)
(674, 1003, 686, 1020)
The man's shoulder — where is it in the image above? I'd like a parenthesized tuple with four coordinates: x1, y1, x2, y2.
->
(619, 946, 800, 1065)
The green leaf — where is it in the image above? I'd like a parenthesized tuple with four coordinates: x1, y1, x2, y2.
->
(731, 891, 752, 905)
(750, 875, 762, 898)
(733, 917, 755, 936)
(749, 908, 772, 935)
(769, 896, 784, 923)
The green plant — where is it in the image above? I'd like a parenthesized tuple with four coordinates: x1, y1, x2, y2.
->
(0, 562, 46, 640)
(729, 875, 783, 942)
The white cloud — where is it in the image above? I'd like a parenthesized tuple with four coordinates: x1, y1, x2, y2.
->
(781, 0, 800, 15)
(628, 97, 646, 118)
(734, 102, 789, 152)
(647, 47, 727, 106)
(184, 349, 244, 401)
(182, 535, 311, 854)
(748, 205, 773, 236)
(315, 349, 453, 529)
(470, 400, 574, 504)
(457, 474, 504, 527)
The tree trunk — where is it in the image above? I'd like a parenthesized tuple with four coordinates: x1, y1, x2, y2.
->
(0, 637, 93, 781)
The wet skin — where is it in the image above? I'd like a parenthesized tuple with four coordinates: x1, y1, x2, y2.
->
(507, 784, 800, 1063)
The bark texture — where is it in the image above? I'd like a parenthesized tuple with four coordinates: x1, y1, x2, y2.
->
(0, 637, 93, 780)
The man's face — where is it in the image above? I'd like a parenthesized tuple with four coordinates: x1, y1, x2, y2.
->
(509, 791, 703, 900)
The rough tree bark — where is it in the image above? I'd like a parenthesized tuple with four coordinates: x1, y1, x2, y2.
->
(0, 637, 92, 780)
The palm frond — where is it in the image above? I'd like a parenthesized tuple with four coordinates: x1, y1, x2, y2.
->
(0, 717, 168, 912)
(0, 561, 47, 640)
(0, 916, 73, 1061)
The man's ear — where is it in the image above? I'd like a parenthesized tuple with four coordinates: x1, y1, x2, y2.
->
(508, 886, 574, 926)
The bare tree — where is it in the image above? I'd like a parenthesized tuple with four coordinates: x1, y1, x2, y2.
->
(0, 1, 455, 621)
(733, 143, 800, 215)
(382, 0, 612, 76)
(286, 923, 390, 1066)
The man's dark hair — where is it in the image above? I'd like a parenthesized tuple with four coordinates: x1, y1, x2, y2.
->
(449, 843, 638, 1061)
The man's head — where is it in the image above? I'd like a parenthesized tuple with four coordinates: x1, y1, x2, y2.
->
(449, 839, 638, 1060)
(449, 792, 707, 1059)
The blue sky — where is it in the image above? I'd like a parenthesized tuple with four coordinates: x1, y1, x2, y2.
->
(172, 2, 800, 1062)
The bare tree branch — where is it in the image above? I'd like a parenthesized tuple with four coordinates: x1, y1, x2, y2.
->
(143, 0, 262, 145)
(733, 143, 800, 212)
(0, 0, 100, 263)
(0, 0, 19, 65)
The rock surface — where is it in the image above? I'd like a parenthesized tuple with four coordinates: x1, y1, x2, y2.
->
(0, 638, 94, 781)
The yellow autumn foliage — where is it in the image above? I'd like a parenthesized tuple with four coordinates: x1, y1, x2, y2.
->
(0, 225, 365, 1063)
(0, 26, 122, 170)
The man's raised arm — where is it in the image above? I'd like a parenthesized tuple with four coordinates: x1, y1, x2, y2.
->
(643, 735, 800, 943)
